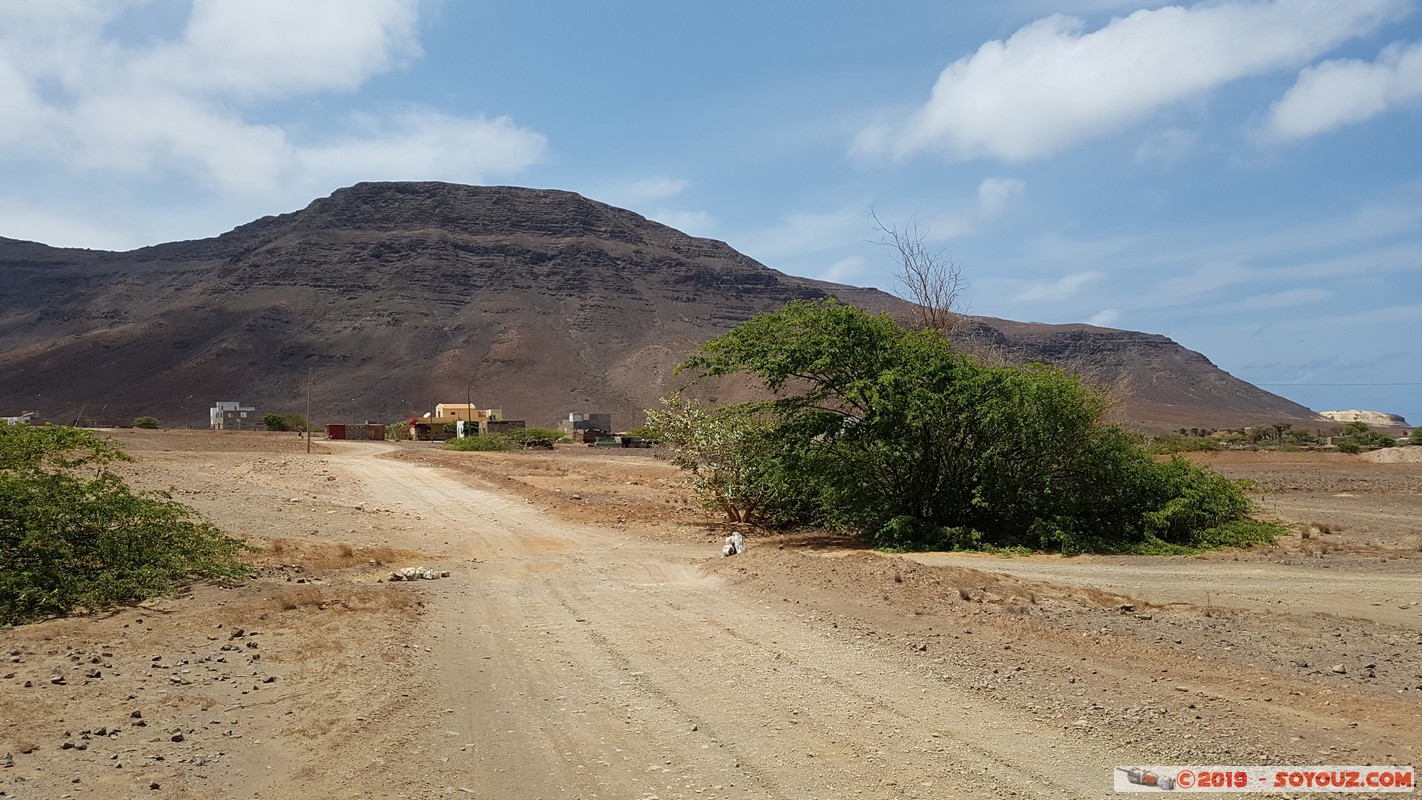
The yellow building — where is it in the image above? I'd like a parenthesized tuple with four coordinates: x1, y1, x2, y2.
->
(428, 404, 503, 433)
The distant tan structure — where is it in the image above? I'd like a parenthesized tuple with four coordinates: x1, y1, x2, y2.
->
(1319, 410, 1408, 427)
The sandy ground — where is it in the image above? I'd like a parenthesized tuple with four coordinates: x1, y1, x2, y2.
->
(2, 431, 1419, 799)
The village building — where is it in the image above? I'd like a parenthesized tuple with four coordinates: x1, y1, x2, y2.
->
(209, 401, 258, 430)
(409, 403, 524, 439)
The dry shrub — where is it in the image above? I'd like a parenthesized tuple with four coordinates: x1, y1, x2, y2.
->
(1081, 586, 1134, 609)
(272, 586, 325, 611)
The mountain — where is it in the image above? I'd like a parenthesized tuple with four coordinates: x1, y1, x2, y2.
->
(0, 181, 1321, 431)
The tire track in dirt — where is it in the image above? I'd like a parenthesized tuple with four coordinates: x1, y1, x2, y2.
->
(336, 444, 1141, 798)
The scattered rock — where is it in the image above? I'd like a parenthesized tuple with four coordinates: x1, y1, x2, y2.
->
(389, 566, 448, 581)
(722, 531, 746, 557)
(1330, 664, 1347, 675)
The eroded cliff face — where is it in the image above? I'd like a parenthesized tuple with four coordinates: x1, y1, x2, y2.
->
(1319, 410, 1409, 427)
(0, 182, 1317, 430)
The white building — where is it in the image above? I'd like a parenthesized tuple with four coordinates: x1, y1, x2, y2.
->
(210, 401, 257, 430)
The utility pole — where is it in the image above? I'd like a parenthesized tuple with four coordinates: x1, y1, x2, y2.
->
(306, 368, 312, 455)
(466, 378, 475, 434)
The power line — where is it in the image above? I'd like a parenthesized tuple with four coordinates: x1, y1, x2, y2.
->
(1254, 382, 1422, 387)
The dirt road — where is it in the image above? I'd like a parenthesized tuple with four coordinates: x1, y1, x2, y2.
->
(4, 433, 1419, 799)
(345, 445, 1116, 798)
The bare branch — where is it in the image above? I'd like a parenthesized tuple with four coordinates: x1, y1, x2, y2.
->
(870, 208, 967, 336)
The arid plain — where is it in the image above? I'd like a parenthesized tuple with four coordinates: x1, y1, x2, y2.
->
(2, 430, 1418, 799)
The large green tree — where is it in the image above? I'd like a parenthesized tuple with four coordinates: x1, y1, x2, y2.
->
(1, 424, 250, 624)
(671, 299, 1272, 552)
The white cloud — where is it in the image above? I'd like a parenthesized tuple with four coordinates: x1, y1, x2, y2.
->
(0, 202, 144, 251)
(648, 209, 717, 238)
(139, 0, 421, 99)
(1013, 271, 1104, 303)
(1265, 40, 1422, 140)
(0, 1, 544, 195)
(738, 178, 1021, 266)
(976, 177, 1025, 218)
(738, 206, 868, 259)
(1088, 309, 1122, 326)
(68, 91, 293, 190)
(0, 60, 50, 149)
(614, 177, 690, 206)
(818, 256, 867, 284)
(853, 0, 1405, 163)
(298, 110, 546, 188)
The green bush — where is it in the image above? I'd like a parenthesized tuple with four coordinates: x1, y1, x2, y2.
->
(263, 413, 307, 432)
(502, 427, 567, 447)
(133, 416, 160, 429)
(443, 435, 515, 452)
(1140, 457, 1253, 544)
(646, 396, 816, 525)
(1412, 427, 1422, 445)
(0, 424, 251, 625)
(1147, 432, 1223, 454)
(1333, 422, 1395, 452)
(668, 299, 1277, 554)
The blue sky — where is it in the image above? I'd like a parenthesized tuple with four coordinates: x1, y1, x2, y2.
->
(2, 0, 1420, 424)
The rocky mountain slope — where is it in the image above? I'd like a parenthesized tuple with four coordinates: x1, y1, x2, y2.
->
(0, 181, 1321, 431)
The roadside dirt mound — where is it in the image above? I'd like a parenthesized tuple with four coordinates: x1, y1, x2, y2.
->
(1362, 446, 1422, 463)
